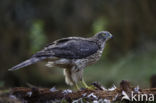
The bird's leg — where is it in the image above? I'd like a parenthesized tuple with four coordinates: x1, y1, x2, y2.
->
(81, 79, 96, 90)
(75, 83, 80, 90)
(81, 79, 89, 88)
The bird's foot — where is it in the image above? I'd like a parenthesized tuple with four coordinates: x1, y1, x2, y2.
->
(81, 79, 96, 90)
(85, 85, 96, 90)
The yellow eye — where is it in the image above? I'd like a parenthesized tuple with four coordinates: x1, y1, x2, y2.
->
(101, 33, 106, 36)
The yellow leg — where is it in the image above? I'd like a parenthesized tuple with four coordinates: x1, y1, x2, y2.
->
(75, 83, 80, 90)
(81, 79, 96, 90)
(81, 79, 89, 88)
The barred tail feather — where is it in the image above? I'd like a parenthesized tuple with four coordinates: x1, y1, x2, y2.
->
(8, 57, 46, 71)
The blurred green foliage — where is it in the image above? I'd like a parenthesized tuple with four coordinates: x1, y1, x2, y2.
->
(85, 49, 156, 88)
(29, 20, 47, 53)
(92, 17, 108, 34)
(0, 81, 4, 87)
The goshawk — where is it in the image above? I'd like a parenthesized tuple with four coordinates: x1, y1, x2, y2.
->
(9, 31, 112, 89)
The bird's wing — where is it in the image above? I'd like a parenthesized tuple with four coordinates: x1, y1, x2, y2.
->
(45, 37, 87, 47)
(33, 38, 99, 59)
(9, 37, 98, 71)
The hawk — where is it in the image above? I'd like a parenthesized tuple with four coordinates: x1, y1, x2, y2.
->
(9, 31, 112, 89)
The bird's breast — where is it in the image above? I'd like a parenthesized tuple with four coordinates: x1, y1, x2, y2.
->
(74, 49, 103, 69)
(86, 49, 103, 65)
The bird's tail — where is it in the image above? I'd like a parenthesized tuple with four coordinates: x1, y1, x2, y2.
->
(8, 57, 46, 71)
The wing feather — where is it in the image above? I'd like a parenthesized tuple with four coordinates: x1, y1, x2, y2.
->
(34, 39, 99, 59)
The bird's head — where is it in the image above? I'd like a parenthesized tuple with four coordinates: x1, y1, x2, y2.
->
(94, 31, 113, 42)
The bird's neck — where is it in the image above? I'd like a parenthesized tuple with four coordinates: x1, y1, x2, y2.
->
(96, 38, 106, 48)
(89, 37, 106, 50)
(100, 42, 106, 51)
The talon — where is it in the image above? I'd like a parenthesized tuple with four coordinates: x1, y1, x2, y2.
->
(81, 79, 96, 90)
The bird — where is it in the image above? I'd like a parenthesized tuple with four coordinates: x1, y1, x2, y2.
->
(9, 31, 112, 89)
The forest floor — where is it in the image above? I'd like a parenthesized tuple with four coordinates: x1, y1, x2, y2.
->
(0, 80, 156, 103)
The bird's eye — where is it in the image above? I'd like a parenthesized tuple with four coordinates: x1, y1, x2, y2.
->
(101, 33, 106, 36)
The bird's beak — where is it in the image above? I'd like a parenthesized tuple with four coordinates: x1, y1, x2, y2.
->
(106, 33, 113, 40)
(110, 34, 113, 39)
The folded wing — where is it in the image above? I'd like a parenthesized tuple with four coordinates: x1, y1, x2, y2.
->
(34, 39, 99, 59)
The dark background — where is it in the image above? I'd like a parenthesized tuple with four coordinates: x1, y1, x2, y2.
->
(0, 0, 156, 89)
